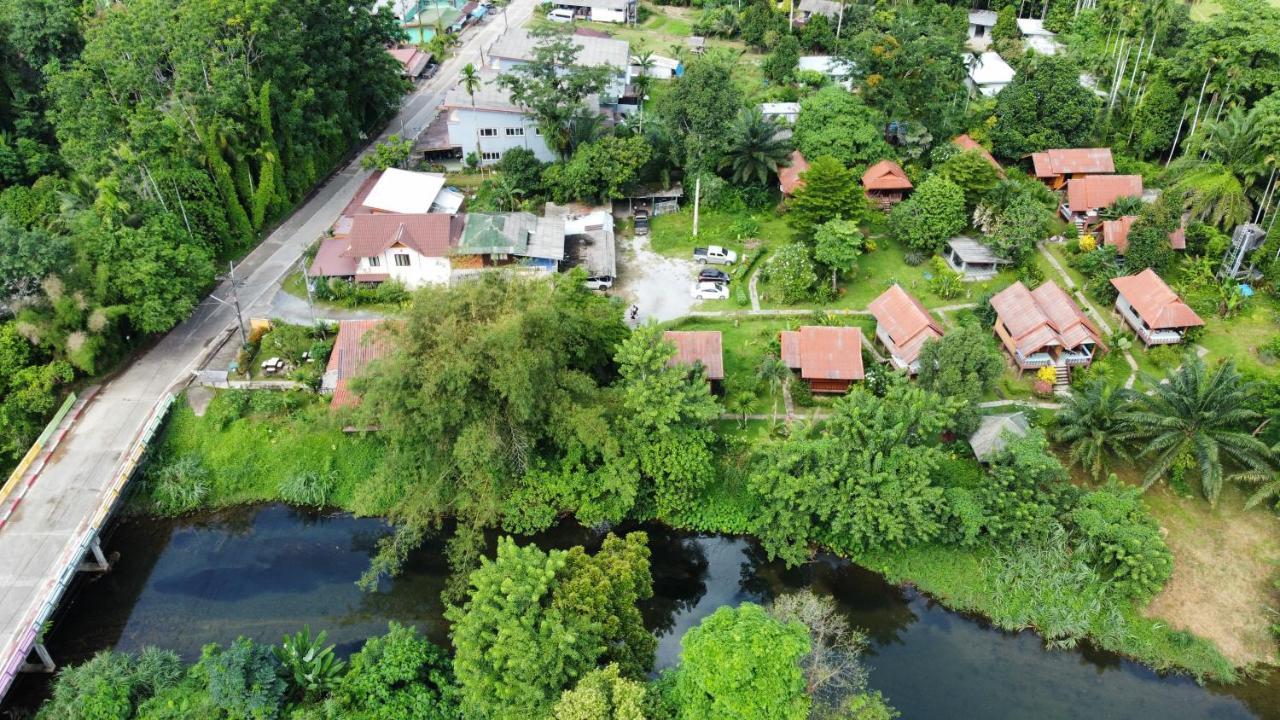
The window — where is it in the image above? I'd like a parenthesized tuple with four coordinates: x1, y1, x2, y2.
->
(479, 128, 498, 137)
(367, 256, 381, 267)
(533, 127, 542, 136)
(481, 151, 502, 161)
(505, 127, 524, 137)
(394, 254, 411, 267)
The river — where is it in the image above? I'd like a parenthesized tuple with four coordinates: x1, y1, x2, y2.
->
(3, 505, 1277, 719)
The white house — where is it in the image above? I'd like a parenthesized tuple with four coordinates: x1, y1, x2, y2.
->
(1017, 18, 1062, 56)
(797, 55, 854, 89)
(485, 28, 632, 108)
(549, 0, 635, 23)
(309, 213, 460, 288)
(363, 168, 464, 215)
(966, 51, 1015, 97)
(442, 74, 566, 165)
(630, 53, 681, 80)
(967, 9, 997, 50)
(760, 102, 801, 125)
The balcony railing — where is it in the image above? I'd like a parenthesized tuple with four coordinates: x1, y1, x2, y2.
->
(1014, 350, 1053, 368)
(1138, 327, 1184, 345)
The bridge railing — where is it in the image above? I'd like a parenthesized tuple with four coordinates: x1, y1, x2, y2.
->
(0, 392, 175, 701)
(0, 394, 78, 522)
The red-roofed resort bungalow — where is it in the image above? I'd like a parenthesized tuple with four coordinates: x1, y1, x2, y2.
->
(663, 330, 725, 384)
(861, 160, 912, 209)
(1110, 269, 1204, 347)
(323, 320, 391, 410)
(990, 280, 1105, 382)
(1031, 147, 1114, 189)
(780, 326, 865, 393)
(868, 284, 943, 374)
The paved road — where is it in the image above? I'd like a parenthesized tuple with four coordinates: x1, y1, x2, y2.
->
(0, 1, 534, 698)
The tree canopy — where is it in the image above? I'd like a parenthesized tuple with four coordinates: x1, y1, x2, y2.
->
(990, 55, 1101, 159)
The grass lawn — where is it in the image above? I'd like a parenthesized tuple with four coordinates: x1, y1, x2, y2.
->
(1191, 0, 1280, 21)
(649, 206, 790, 260)
(819, 240, 1018, 311)
(1195, 294, 1280, 379)
(281, 270, 405, 316)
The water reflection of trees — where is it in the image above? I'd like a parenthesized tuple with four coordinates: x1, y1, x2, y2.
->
(641, 526, 710, 638)
(734, 539, 918, 650)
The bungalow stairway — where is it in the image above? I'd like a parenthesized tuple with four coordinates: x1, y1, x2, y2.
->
(1054, 365, 1070, 389)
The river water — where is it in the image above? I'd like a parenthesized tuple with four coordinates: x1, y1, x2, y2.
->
(4, 505, 1277, 719)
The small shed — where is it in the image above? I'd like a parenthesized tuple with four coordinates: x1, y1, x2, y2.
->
(324, 319, 391, 410)
(760, 102, 801, 125)
(861, 160, 912, 208)
(966, 51, 1016, 97)
(944, 237, 1012, 280)
(967, 9, 997, 48)
(663, 331, 724, 382)
(686, 36, 706, 54)
(969, 412, 1030, 462)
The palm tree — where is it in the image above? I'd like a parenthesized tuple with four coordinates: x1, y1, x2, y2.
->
(1170, 162, 1252, 229)
(460, 63, 482, 168)
(1235, 441, 1280, 509)
(1053, 379, 1136, 481)
(1123, 354, 1272, 504)
(490, 174, 524, 211)
(566, 109, 606, 155)
(633, 50, 656, 132)
(718, 108, 792, 186)
(757, 354, 792, 423)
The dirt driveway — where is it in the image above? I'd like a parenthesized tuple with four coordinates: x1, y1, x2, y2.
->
(611, 229, 702, 323)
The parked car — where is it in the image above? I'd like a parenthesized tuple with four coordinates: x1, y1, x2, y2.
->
(698, 268, 730, 284)
(546, 8, 575, 22)
(692, 245, 737, 265)
(634, 209, 650, 236)
(584, 275, 614, 291)
(690, 281, 730, 300)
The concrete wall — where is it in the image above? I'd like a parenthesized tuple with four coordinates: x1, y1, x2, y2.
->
(447, 107, 556, 164)
(358, 247, 451, 287)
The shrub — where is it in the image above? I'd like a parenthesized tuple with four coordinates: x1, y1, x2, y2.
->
(1036, 366, 1057, 385)
(148, 455, 210, 515)
(202, 638, 287, 720)
(279, 470, 337, 508)
(1070, 481, 1174, 601)
(927, 257, 963, 300)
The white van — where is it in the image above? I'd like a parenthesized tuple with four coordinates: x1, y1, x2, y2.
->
(546, 7, 575, 22)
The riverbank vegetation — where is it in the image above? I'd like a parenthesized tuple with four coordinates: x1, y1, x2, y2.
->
(129, 273, 1277, 683)
(0, 0, 407, 468)
(36, 534, 897, 720)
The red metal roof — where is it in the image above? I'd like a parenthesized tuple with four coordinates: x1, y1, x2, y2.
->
(1101, 215, 1185, 254)
(663, 331, 724, 380)
(952, 134, 1003, 175)
(778, 151, 809, 196)
(990, 280, 1103, 355)
(868, 284, 942, 365)
(1066, 175, 1143, 214)
(1030, 148, 1115, 177)
(340, 171, 383, 220)
(308, 237, 358, 278)
(343, 213, 459, 258)
(1110, 269, 1204, 330)
(388, 47, 431, 77)
(326, 320, 392, 409)
(780, 326, 865, 381)
(861, 160, 912, 191)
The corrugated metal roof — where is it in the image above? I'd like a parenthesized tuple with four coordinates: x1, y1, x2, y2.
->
(1110, 269, 1204, 330)
(1031, 148, 1115, 177)
(487, 28, 629, 70)
(1100, 215, 1184, 254)
(343, 213, 458, 258)
(990, 281, 1102, 355)
(952, 134, 1003, 175)
(869, 284, 943, 365)
(782, 326, 865, 381)
(778, 151, 809, 195)
(325, 320, 391, 410)
(861, 160, 912, 191)
(1066, 175, 1143, 214)
(663, 331, 724, 380)
(969, 412, 1030, 461)
(363, 169, 448, 214)
(309, 237, 358, 278)
(947, 237, 1010, 265)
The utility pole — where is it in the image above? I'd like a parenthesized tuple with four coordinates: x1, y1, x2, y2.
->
(210, 260, 249, 347)
(298, 256, 319, 330)
(692, 175, 701, 237)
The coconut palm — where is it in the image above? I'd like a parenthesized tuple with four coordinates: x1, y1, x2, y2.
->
(719, 108, 792, 186)
(757, 354, 792, 423)
(1235, 440, 1280, 509)
(460, 63, 482, 166)
(1052, 379, 1136, 481)
(1123, 354, 1272, 504)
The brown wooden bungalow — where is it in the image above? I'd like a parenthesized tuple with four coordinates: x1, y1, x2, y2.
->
(861, 160, 912, 209)
(989, 280, 1105, 384)
(780, 326, 864, 393)
(663, 330, 725, 384)
(868, 284, 943, 374)
(1110, 269, 1204, 347)
(1030, 147, 1114, 189)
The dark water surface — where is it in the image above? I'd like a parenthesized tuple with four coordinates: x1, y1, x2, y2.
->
(5, 505, 1277, 719)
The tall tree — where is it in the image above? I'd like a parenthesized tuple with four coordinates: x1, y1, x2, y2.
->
(786, 155, 867, 239)
(1124, 355, 1272, 504)
(990, 55, 1101, 160)
(792, 87, 891, 170)
(812, 219, 867, 293)
(719, 108, 793, 186)
(1053, 379, 1136, 482)
(655, 50, 744, 173)
(672, 604, 811, 720)
(914, 323, 1005, 434)
(447, 533, 655, 720)
(888, 175, 966, 256)
(496, 28, 611, 159)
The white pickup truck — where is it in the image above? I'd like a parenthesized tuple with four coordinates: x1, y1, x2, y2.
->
(692, 245, 737, 265)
